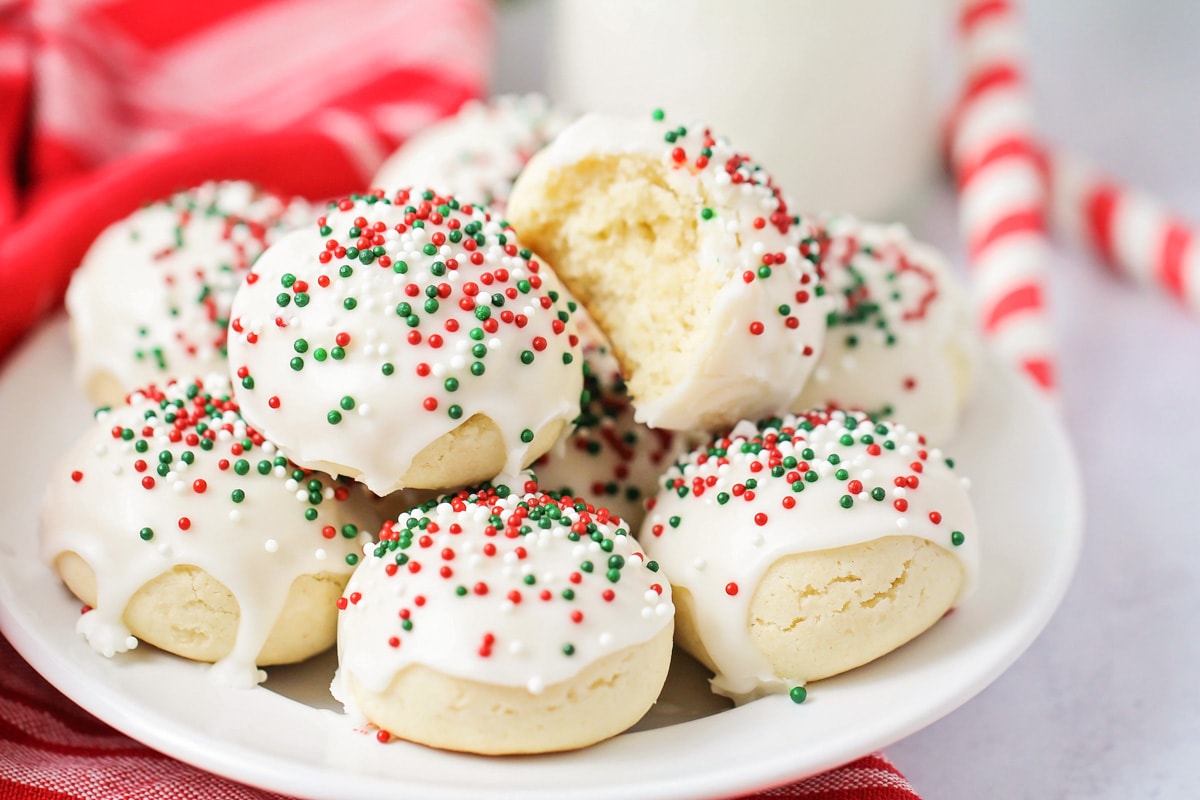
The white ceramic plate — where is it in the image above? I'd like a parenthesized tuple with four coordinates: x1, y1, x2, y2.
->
(0, 317, 1083, 800)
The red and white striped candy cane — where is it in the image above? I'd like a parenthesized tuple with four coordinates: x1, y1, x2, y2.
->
(1050, 152, 1200, 314)
(950, 0, 1057, 394)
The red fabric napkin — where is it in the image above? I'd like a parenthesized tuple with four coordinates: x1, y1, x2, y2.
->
(0, 634, 920, 800)
(0, 2, 926, 798)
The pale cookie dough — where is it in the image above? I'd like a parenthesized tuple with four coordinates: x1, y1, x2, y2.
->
(226, 190, 584, 494)
(507, 110, 829, 431)
(332, 482, 674, 754)
(372, 94, 574, 212)
(39, 376, 376, 688)
(794, 215, 979, 444)
(640, 409, 979, 702)
(66, 181, 308, 406)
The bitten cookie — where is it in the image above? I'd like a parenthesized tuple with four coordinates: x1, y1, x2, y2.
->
(531, 314, 689, 528)
(506, 110, 828, 431)
(794, 215, 979, 443)
(66, 181, 307, 405)
(226, 190, 584, 495)
(640, 409, 978, 702)
(332, 482, 674, 754)
(39, 376, 376, 688)
(372, 94, 574, 212)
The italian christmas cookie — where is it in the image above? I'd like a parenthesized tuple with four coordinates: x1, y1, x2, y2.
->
(372, 94, 574, 212)
(226, 189, 584, 495)
(39, 376, 376, 688)
(332, 482, 674, 754)
(640, 409, 978, 702)
(531, 316, 689, 528)
(506, 110, 828, 431)
(793, 215, 979, 443)
(66, 181, 308, 406)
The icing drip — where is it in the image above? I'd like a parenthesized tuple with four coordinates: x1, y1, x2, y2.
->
(334, 480, 673, 699)
(227, 190, 584, 494)
(639, 409, 979, 702)
(39, 376, 373, 688)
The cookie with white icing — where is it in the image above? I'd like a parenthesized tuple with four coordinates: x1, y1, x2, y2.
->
(372, 94, 574, 212)
(39, 376, 376, 688)
(66, 181, 308, 406)
(332, 481, 674, 754)
(226, 190, 584, 495)
(640, 409, 978, 703)
(506, 110, 828, 431)
(531, 317, 688, 529)
(793, 216, 979, 443)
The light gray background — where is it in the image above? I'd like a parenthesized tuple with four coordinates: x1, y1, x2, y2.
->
(493, 3, 1200, 798)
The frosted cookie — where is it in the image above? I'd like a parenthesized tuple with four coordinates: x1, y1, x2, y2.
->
(793, 216, 979, 443)
(531, 318, 688, 528)
(640, 409, 978, 702)
(506, 110, 828, 431)
(332, 482, 674, 754)
(227, 190, 584, 495)
(372, 94, 574, 212)
(66, 181, 308, 406)
(39, 376, 375, 688)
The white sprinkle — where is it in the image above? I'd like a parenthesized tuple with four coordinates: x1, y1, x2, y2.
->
(598, 632, 614, 647)
(315, 549, 327, 561)
(229, 509, 242, 523)
(527, 677, 545, 695)
(655, 602, 672, 616)
(893, 487, 907, 498)
(643, 589, 658, 603)
(265, 539, 279, 553)
(508, 640, 525, 655)
(640, 607, 653, 619)
(110, 464, 122, 476)
(295, 489, 308, 502)
(896, 517, 909, 530)
(693, 558, 707, 571)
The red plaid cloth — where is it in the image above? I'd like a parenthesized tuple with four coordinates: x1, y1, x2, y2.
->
(0, 634, 920, 799)
(0, 2, 925, 798)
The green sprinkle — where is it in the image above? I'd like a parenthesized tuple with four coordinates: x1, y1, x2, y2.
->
(231, 489, 245, 503)
(327, 410, 342, 425)
(520, 428, 535, 444)
(789, 686, 808, 704)
(139, 527, 154, 541)
(839, 495, 854, 508)
(951, 530, 965, 546)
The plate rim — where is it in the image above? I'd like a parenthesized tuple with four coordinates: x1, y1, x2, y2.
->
(0, 316, 1084, 800)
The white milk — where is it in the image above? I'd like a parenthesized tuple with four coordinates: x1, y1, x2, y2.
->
(547, 0, 948, 220)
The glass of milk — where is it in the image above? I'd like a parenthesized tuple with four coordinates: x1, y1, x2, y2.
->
(547, 0, 949, 221)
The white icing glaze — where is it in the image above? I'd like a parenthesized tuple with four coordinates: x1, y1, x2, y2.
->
(531, 314, 689, 528)
(65, 181, 309, 402)
(333, 483, 673, 699)
(372, 94, 574, 212)
(513, 112, 830, 431)
(793, 216, 980, 443)
(226, 191, 584, 495)
(639, 410, 979, 703)
(39, 376, 374, 688)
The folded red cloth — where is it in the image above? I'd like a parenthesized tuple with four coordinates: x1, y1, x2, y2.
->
(0, 634, 921, 800)
(0, 0, 490, 360)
